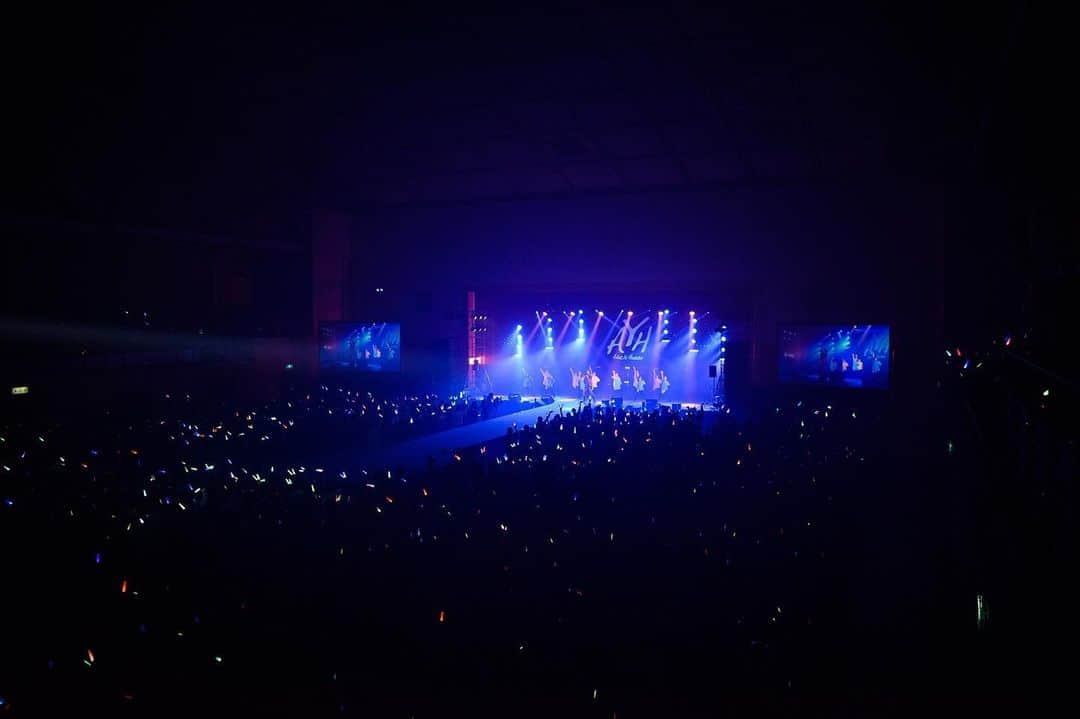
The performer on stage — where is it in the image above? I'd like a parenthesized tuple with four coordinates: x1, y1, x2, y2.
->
(652, 368, 671, 395)
(522, 367, 532, 391)
(540, 368, 555, 391)
(570, 368, 583, 392)
(611, 369, 622, 391)
(584, 367, 600, 401)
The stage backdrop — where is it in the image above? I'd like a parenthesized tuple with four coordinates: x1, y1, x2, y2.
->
(481, 308, 726, 406)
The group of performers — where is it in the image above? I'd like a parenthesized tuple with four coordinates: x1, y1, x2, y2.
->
(523, 365, 670, 401)
(323, 327, 399, 369)
(817, 347, 886, 379)
(345, 333, 396, 363)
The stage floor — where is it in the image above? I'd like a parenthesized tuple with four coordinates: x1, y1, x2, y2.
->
(368, 397, 579, 470)
(324, 396, 712, 474)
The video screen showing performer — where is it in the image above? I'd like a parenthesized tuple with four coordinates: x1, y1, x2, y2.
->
(320, 322, 401, 372)
(778, 324, 889, 389)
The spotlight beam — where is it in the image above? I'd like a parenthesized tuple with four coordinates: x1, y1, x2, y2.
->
(587, 312, 603, 348)
(555, 313, 574, 346)
(597, 310, 624, 351)
(525, 311, 545, 344)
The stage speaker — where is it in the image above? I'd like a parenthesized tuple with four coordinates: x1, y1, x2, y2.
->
(708, 364, 717, 378)
(509, 393, 522, 403)
(672, 403, 682, 412)
(541, 395, 555, 405)
(645, 399, 659, 411)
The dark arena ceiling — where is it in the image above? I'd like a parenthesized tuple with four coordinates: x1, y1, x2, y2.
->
(5, 3, 1039, 232)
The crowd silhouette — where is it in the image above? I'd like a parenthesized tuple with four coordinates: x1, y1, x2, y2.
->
(1, 333, 1072, 715)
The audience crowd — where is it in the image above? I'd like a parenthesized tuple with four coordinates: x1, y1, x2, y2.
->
(0, 333, 1070, 715)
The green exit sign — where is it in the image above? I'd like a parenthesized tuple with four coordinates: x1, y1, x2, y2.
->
(11, 386, 30, 395)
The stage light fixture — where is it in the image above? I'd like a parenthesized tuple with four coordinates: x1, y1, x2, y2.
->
(598, 311, 604, 316)
(689, 311, 695, 317)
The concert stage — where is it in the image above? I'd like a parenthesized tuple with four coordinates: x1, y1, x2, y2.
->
(474, 306, 729, 408)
